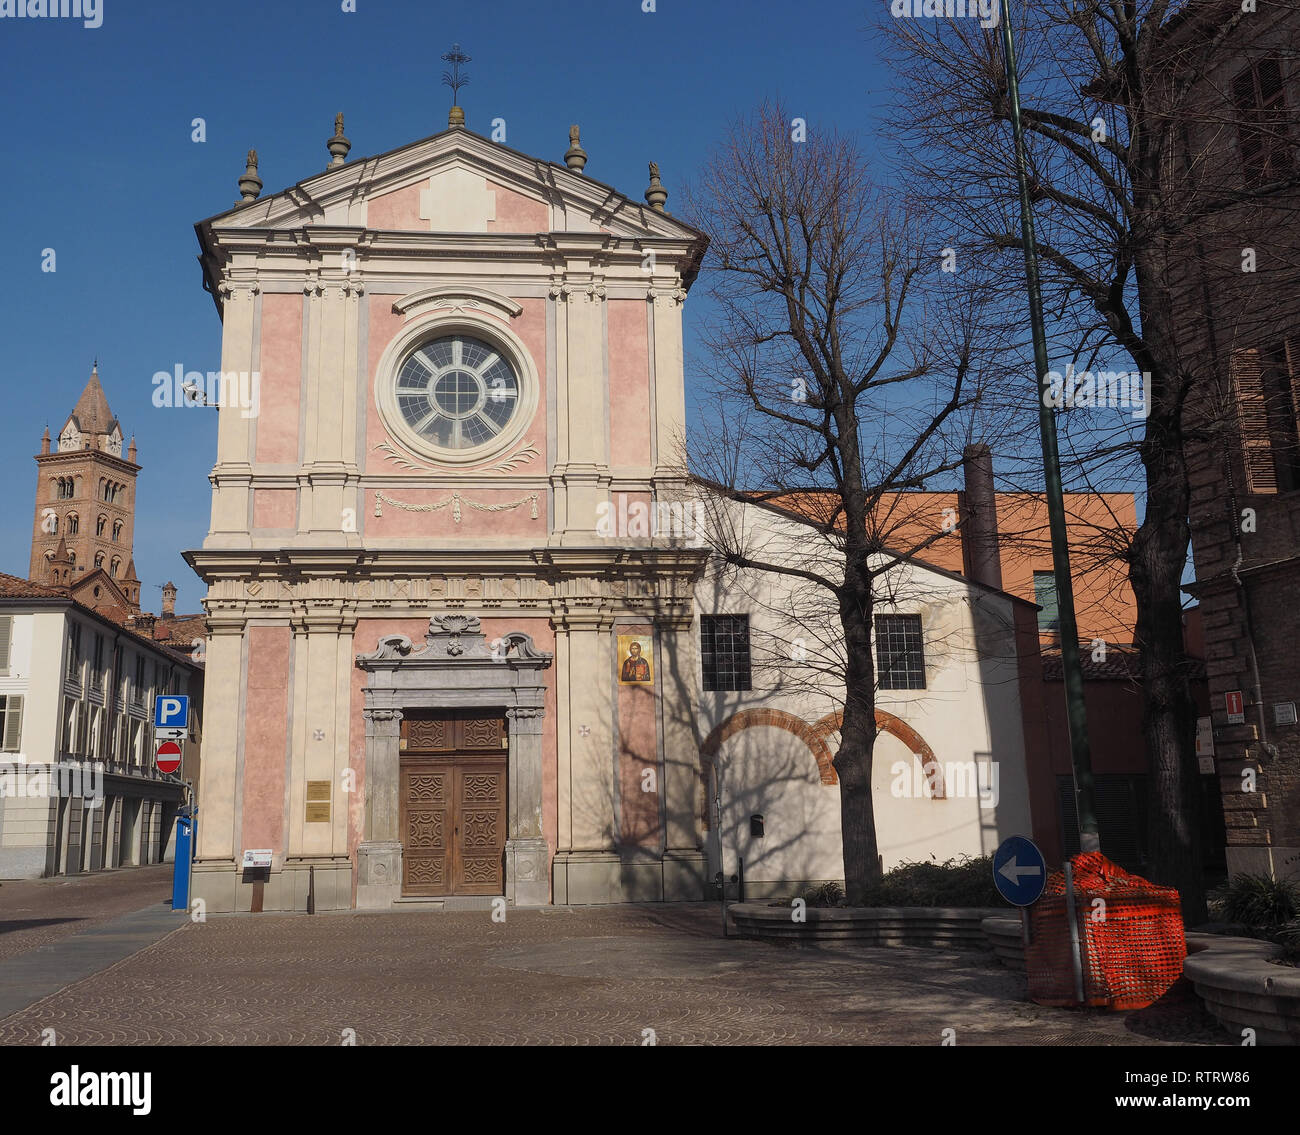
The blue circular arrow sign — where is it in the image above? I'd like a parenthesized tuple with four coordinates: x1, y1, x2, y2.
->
(992, 835, 1047, 906)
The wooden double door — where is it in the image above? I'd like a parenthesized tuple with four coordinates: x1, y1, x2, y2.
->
(399, 712, 508, 897)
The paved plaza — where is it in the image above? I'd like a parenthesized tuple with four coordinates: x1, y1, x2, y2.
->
(0, 885, 1232, 1045)
(0, 865, 174, 963)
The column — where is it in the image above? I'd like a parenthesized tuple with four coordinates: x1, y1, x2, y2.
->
(550, 607, 620, 902)
(650, 285, 686, 481)
(207, 287, 258, 547)
(555, 277, 610, 542)
(356, 707, 402, 909)
(505, 705, 549, 907)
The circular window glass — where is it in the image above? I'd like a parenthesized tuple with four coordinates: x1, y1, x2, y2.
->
(394, 334, 520, 451)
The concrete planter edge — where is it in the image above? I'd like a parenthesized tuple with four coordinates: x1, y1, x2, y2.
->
(729, 903, 1007, 948)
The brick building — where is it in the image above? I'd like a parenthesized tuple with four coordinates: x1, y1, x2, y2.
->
(0, 368, 207, 879)
(1165, 1, 1300, 880)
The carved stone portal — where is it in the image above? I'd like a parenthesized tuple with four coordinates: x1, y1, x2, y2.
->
(355, 615, 552, 908)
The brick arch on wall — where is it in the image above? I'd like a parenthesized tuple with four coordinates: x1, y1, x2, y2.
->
(810, 709, 947, 799)
(698, 706, 945, 827)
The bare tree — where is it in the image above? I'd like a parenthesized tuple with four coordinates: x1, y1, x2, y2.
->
(680, 103, 1006, 902)
(879, 0, 1300, 919)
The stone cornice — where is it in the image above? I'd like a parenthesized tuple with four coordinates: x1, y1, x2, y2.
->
(34, 449, 141, 476)
(201, 229, 701, 275)
(185, 544, 708, 580)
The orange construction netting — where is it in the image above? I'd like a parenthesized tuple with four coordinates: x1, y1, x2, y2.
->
(1024, 851, 1186, 1010)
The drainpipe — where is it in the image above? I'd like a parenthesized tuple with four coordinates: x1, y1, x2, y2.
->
(1224, 471, 1272, 755)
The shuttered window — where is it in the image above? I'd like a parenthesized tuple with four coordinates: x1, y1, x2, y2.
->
(66, 623, 82, 681)
(1232, 56, 1291, 185)
(0, 696, 23, 752)
(1234, 348, 1276, 493)
(1277, 337, 1300, 492)
(1232, 343, 1300, 494)
(0, 616, 12, 673)
(1033, 572, 1060, 634)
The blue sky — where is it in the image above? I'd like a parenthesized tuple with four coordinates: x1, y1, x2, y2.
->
(0, 0, 893, 613)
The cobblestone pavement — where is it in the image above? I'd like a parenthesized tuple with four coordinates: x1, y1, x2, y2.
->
(0, 866, 172, 963)
(0, 903, 1230, 1045)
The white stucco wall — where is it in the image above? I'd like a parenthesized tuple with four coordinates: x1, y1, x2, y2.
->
(693, 500, 1033, 894)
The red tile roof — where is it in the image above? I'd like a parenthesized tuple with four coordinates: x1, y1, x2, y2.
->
(0, 572, 203, 669)
(0, 572, 70, 599)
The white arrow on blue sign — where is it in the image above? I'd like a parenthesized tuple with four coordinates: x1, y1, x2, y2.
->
(992, 835, 1047, 906)
(154, 695, 190, 730)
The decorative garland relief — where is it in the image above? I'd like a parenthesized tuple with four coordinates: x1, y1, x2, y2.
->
(373, 490, 539, 524)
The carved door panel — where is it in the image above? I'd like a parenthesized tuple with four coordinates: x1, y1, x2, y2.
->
(400, 760, 451, 896)
(400, 754, 507, 896)
(403, 712, 504, 754)
(453, 758, 507, 895)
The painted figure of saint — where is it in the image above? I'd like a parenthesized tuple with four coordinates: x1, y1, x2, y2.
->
(620, 639, 652, 684)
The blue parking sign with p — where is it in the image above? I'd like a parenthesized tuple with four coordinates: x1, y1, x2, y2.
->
(154, 695, 189, 729)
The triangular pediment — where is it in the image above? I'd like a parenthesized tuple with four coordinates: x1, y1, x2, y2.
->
(70, 568, 132, 613)
(201, 128, 703, 245)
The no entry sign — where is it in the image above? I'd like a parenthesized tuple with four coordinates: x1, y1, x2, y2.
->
(156, 740, 182, 775)
(1225, 690, 1245, 725)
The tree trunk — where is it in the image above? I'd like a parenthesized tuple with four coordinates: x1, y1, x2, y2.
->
(1131, 408, 1207, 923)
(834, 571, 882, 905)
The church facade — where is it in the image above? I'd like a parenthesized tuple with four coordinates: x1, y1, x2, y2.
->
(185, 111, 1047, 913)
(186, 113, 714, 911)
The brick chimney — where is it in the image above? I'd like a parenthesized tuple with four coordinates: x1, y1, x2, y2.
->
(161, 580, 177, 618)
(960, 443, 1003, 590)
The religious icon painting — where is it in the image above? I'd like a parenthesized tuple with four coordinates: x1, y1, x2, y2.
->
(617, 634, 654, 685)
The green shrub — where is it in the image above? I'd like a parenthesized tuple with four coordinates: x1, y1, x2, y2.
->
(803, 881, 844, 907)
(857, 855, 1001, 907)
(1276, 923, 1300, 965)
(1208, 873, 1300, 933)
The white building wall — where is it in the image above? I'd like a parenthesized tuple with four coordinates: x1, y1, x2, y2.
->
(694, 502, 1033, 896)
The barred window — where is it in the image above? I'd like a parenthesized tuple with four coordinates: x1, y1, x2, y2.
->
(700, 615, 752, 692)
(874, 614, 926, 690)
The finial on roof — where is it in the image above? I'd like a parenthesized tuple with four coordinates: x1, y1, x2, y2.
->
(564, 125, 588, 173)
(441, 42, 471, 127)
(327, 112, 351, 168)
(127, 435, 137, 463)
(238, 148, 263, 203)
(645, 161, 667, 212)
(40, 424, 50, 456)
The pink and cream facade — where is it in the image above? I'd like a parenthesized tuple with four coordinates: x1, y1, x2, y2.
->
(186, 123, 710, 912)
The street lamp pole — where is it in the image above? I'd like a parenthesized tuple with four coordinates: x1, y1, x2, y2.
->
(997, 0, 1100, 852)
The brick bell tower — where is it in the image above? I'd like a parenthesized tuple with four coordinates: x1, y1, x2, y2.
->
(30, 363, 142, 609)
